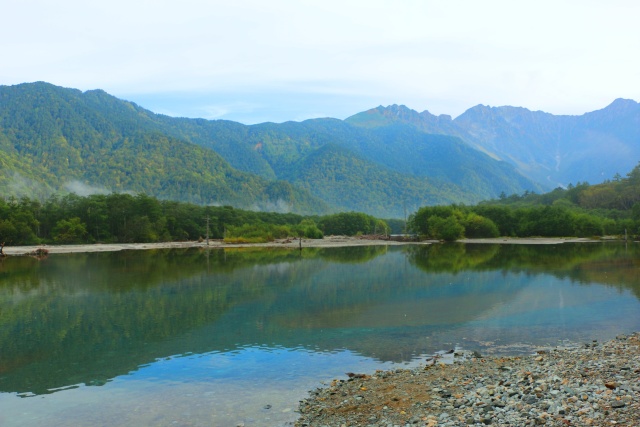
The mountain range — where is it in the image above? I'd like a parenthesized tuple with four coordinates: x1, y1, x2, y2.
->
(0, 82, 637, 218)
(349, 100, 640, 188)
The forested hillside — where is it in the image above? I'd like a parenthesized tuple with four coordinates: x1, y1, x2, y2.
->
(409, 162, 640, 240)
(348, 101, 640, 189)
(0, 82, 542, 218)
(0, 83, 329, 214)
(487, 162, 640, 212)
(280, 143, 466, 214)
(163, 116, 539, 205)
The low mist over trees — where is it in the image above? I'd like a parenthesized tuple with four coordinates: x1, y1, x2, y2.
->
(2, 163, 639, 246)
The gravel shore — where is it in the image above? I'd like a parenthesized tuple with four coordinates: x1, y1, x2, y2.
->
(295, 333, 640, 427)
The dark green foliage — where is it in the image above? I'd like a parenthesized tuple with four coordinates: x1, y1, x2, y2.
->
(224, 223, 292, 243)
(407, 161, 640, 240)
(410, 206, 461, 238)
(470, 162, 640, 238)
(516, 206, 569, 237)
(0, 193, 320, 245)
(410, 206, 498, 241)
(470, 205, 518, 236)
(571, 213, 605, 237)
(427, 215, 465, 241)
(408, 201, 624, 240)
(222, 219, 324, 243)
(0, 193, 400, 245)
(318, 212, 387, 236)
(0, 197, 40, 244)
(463, 213, 500, 238)
(52, 217, 88, 244)
(296, 219, 324, 239)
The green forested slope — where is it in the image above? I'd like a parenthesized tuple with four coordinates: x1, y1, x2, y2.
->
(184, 116, 538, 201)
(0, 82, 541, 217)
(339, 123, 538, 198)
(282, 143, 467, 217)
(407, 162, 640, 240)
(0, 82, 330, 214)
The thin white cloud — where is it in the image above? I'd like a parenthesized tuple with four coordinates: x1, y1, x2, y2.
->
(1, 0, 638, 122)
(199, 101, 263, 120)
(64, 181, 111, 197)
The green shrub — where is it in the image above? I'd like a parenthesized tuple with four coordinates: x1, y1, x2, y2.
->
(428, 215, 464, 241)
(463, 213, 499, 238)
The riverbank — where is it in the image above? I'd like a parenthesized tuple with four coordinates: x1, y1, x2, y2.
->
(458, 237, 602, 245)
(0, 235, 424, 255)
(295, 333, 640, 427)
(1, 236, 616, 256)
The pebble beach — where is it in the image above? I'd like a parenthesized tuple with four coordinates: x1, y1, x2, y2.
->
(295, 333, 640, 427)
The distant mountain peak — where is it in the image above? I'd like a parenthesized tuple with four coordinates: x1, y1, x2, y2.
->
(381, 103, 418, 114)
(346, 104, 453, 131)
(604, 98, 639, 111)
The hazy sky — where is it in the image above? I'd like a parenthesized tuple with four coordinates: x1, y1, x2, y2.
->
(2, 0, 639, 124)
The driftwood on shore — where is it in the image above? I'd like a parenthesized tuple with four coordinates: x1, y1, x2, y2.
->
(26, 248, 49, 259)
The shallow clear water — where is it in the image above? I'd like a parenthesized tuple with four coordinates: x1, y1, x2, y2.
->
(1, 242, 639, 426)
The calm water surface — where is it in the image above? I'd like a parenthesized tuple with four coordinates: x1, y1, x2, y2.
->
(1, 243, 639, 426)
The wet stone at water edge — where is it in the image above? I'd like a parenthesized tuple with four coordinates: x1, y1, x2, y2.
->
(295, 333, 640, 426)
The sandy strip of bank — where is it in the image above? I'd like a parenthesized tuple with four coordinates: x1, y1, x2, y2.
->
(458, 237, 600, 244)
(2, 236, 618, 256)
(1, 235, 428, 255)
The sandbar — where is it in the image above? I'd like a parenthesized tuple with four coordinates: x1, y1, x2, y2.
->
(3, 236, 622, 256)
(1, 235, 425, 255)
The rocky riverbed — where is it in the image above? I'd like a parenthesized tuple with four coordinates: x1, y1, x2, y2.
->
(295, 333, 640, 427)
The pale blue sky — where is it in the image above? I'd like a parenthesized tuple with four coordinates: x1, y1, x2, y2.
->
(2, 0, 639, 124)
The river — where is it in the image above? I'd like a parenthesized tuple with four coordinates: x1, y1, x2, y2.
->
(1, 242, 639, 426)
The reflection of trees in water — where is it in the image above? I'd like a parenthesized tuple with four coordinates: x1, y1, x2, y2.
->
(407, 243, 640, 298)
(491, 243, 640, 299)
(315, 245, 388, 264)
(0, 248, 310, 292)
(0, 248, 320, 395)
(0, 243, 638, 395)
(406, 243, 500, 273)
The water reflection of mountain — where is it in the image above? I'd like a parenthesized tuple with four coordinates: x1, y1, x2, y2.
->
(0, 242, 638, 395)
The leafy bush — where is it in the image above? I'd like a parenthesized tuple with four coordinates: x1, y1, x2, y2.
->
(462, 213, 499, 238)
(224, 223, 294, 243)
(53, 217, 88, 244)
(318, 212, 386, 236)
(296, 219, 324, 239)
(427, 215, 465, 241)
